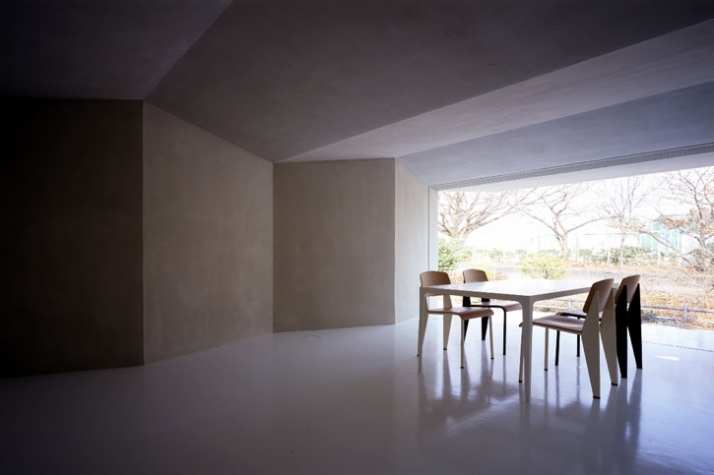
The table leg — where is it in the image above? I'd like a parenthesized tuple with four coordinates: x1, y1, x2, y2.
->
(522, 303, 533, 402)
(418, 295, 427, 372)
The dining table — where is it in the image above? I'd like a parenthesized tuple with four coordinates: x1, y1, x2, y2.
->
(418, 278, 593, 402)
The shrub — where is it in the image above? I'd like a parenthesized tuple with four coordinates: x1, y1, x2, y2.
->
(438, 237, 466, 272)
(521, 251, 567, 279)
(593, 246, 657, 265)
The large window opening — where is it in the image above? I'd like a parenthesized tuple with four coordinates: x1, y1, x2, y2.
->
(437, 166, 714, 330)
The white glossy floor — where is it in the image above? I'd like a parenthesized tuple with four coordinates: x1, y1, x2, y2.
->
(2, 314, 714, 475)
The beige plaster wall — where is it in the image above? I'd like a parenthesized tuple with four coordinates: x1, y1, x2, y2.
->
(143, 104, 273, 362)
(394, 162, 429, 323)
(1, 100, 145, 376)
(274, 159, 396, 331)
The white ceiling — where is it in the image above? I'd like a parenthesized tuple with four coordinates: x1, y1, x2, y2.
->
(3, 1, 714, 189)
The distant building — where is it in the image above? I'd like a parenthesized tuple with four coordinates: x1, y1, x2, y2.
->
(639, 220, 683, 255)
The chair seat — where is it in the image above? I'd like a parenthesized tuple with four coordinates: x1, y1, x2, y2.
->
(470, 300, 522, 312)
(529, 314, 585, 333)
(558, 309, 586, 318)
(428, 306, 494, 320)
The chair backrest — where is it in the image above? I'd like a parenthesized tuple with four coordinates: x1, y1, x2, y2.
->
(420, 271, 453, 308)
(614, 275, 640, 305)
(463, 268, 488, 283)
(582, 278, 615, 314)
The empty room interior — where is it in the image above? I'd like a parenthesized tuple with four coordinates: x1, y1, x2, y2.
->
(2, 1, 714, 474)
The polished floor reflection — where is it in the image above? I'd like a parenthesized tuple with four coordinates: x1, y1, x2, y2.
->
(2, 314, 713, 474)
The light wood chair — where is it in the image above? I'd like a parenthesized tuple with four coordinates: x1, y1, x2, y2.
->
(420, 271, 495, 369)
(519, 278, 617, 399)
(550, 275, 643, 378)
(462, 268, 522, 356)
(554, 275, 616, 365)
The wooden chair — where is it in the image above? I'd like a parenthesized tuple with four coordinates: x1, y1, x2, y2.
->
(554, 276, 615, 365)
(519, 278, 617, 398)
(555, 275, 641, 374)
(462, 268, 522, 355)
(420, 271, 495, 369)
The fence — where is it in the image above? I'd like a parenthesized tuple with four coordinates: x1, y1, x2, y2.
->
(471, 264, 714, 329)
(541, 296, 714, 327)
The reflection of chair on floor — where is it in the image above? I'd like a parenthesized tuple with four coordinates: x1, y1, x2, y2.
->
(588, 370, 643, 474)
(462, 269, 522, 356)
(419, 271, 494, 369)
(519, 278, 618, 398)
(614, 275, 642, 378)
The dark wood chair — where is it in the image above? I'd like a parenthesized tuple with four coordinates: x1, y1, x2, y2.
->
(462, 269, 522, 355)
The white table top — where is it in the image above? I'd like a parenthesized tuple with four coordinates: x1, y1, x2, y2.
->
(420, 279, 592, 304)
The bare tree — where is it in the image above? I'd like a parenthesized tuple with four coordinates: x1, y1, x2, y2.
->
(438, 190, 532, 241)
(597, 176, 649, 265)
(520, 183, 603, 260)
(634, 168, 714, 275)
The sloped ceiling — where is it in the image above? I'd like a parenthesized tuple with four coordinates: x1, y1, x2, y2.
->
(0, 0, 232, 99)
(3, 0, 714, 189)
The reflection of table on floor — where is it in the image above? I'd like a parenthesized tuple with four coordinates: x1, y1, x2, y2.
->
(419, 279, 592, 402)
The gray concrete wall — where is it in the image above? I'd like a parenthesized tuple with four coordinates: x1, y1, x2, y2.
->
(1, 100, 145, 376)
(274, 159, 396, 331)
(394, 162, 429, 323)
(142, 104, 273, 363)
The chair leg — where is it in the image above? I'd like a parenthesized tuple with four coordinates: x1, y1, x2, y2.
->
(600, 291, 619, 386)
(489, 316, 494, 359)
(443, 314, 453, 350)
(577, 334, 581, 357)
(616, 288, 629, 378)
(502, 313, 507, 355)
(582, 318, 601, 399)
(628, 285, 643, 370)
(480, 298, 491, 341)
(576, 314, 582, 357)
(555, 331, 560, 366)
(544, 329, 549, 371)
(518, 332, 524, 383)
(460, 319, 466, 369)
